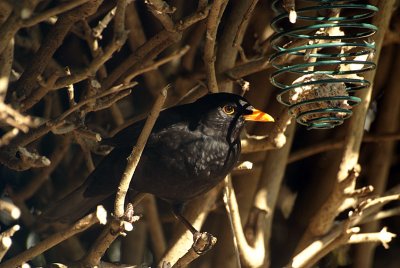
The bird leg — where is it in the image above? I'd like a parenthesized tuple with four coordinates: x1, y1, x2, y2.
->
(171, 204, 217, 255)
(171, 205, 198, 234)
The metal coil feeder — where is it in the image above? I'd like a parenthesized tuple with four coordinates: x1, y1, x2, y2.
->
(270, 0, 378, 129)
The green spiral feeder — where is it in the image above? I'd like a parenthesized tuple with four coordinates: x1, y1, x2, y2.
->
(270, 0, 378, 129)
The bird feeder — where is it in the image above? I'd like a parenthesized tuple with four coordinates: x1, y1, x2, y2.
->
(270, 0, 378, 129)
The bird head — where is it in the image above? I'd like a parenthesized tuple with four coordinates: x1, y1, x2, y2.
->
(192, 93, 274, 143)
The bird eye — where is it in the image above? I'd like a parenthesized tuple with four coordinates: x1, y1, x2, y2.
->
(222, 105, 235, 115)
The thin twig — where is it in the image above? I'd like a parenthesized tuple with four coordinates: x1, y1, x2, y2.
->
(81, 219, 123, 267)
(101, 3, 211, 90)
(203, 0, 228, 93)
(14, 0, 103, 101)
(125, 0, 168, 96)
(17, 82, 134, 148)
(290, 225, 348, 268)
(225, 56, 270, 81)
(12, 135, 73, 202)
(0, 200, 21, 220)
(224, 176, 266, 267)
(291, 186, 400, 268)
(223, 177, 242, 268)
(0, 146, 51, 171)
(256, 123, 296, 263)
(123, 45, 190, 84)
(360, 206, 400, 224)
(215, 0, 258, 92)
(22, 0, 90, 27)
(159, 185, 223, 266)
(114, 85, 168, 218)
(0, 128, 19, 147)
(0, 102, 43, 132)
(182, 23, 206, 71)
(57, 82, 137, 123)
(348, 227, 396, 249)
(0, 225, 20, 261)
(172, 232, 217, 268)
(93, 6, 116, 38)
(114, 0, 129, 39)
(0, 12, 22, 56)
(308, 167, 361, 237)
(145, 0, 175, 32)
(233, 0, 258, 51)
(0, 209, 103, 268)
(52, 32, 128, 90)
(0, 37, 13, 101)
(288, 131, 400, 163)
(291, 225, 397, 268)
(19, 71, 62, 111)
(0, 82, 136, 171)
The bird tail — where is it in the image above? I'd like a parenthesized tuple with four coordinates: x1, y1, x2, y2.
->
(41, 185, 106, 224)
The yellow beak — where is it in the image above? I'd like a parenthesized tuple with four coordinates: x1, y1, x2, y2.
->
(243, 108, 274, 122)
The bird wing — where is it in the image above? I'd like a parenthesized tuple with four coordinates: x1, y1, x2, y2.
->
(101, 120, 145, 148)
(83, 146, 132, 197)
(102, 104, 193, 148)
(42, 146, 132, 223)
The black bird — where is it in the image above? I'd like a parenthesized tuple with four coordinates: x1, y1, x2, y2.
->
(44, 93, 274, 229)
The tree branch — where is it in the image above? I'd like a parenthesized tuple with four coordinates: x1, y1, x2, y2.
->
(203, 0, 228, 93)
(14, 0, 103, 102)
(114, 86, 168, 218)
(0, 207, 105, 268)
(224, 176, 266, 267)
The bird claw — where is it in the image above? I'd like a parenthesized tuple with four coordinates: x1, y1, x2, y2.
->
(192, 232, 217, 255)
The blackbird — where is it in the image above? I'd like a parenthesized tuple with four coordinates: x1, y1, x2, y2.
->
(44, 93, 274, 229)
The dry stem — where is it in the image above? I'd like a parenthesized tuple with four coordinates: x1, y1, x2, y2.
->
(114, 86, 168, 218)
(102, 4, 211, 90)
(145, 0, 175, 32)
(81, 219, 123, 267)
(12, 135, 73, 202)
(288, 132, 400, 163)
(0, 225, 20, 261)
(14, 0, 103, 102)
(123, 45, 190, 84)
(172, 232, 217, 268)
(22, 0, 91, 28)
(0, 38, 13, 101)
(0, 200, 21, 219)
(0, 209, 103, 268)
(224, 176, 266, 267)
(290, 186, 400, 268)
(203, 0, 228, 93)
(159, 184, 223, 266)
